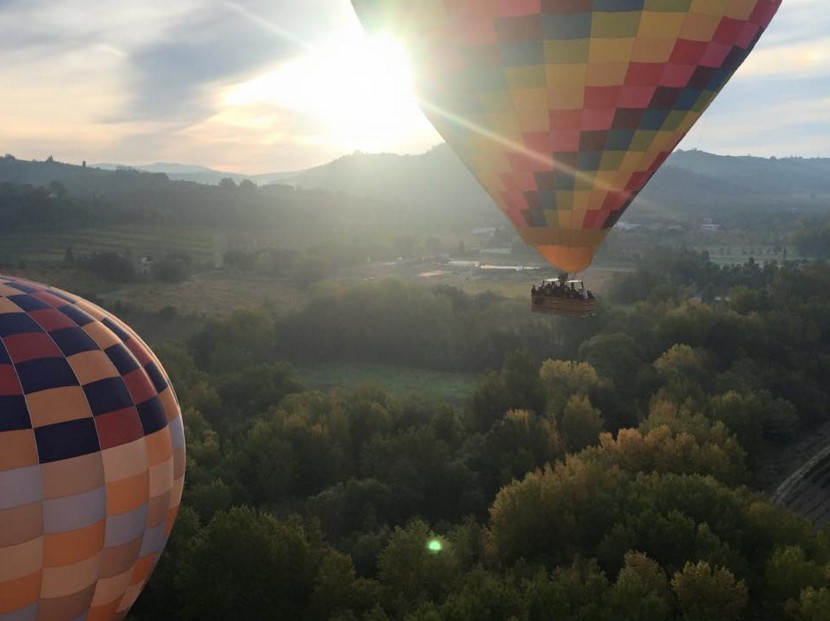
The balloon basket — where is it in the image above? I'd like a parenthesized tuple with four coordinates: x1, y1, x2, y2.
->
(530, 295, 596, 318)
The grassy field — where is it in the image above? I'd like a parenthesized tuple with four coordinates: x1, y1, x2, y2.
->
(100, 271, 310, 317)
(298, 362, 478, 404)
(0, 266, 119, 296)
(1, 225, 216, 264)
(446, 264, 627, 299)
(2, 264, 627, 321)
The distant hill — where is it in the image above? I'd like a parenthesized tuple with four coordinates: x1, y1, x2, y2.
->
(286, 146, 496, 226)
(667, 151, 830, 194)
(89, 148, 496, 225)
(94, 162, 216, 174)
(3, 148, 830, 231)
(284, 146, 830, 228)
(284, 146, 830, 199)
(91, 161, 297, 186)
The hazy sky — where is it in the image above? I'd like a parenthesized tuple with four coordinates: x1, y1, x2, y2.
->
(0, 0, 827, 174)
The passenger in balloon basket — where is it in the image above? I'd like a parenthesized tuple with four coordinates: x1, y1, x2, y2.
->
(531, 275, 594, 312)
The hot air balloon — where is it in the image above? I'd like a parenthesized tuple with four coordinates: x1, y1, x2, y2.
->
(0, 275, 185, 621)
(352, 0, 781, 315)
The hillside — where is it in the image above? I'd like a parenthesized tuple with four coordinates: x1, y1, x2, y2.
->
(287, 146, 830, 209)
(287, 147, 493, 221)
(667, 150, 830, 194)
(5, 148, 830, 215)
(3, 149, 830, 244)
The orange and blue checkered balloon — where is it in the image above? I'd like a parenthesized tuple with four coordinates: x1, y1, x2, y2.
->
(0, 276, 184, 621)
(353, 0, 781, 273)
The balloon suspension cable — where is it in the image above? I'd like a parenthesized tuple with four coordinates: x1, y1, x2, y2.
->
(558, 272, 569, 282)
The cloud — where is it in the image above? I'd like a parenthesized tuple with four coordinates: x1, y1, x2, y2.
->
(738, 0, 830, 79)
(121, 0, 353, 122)
(124, 7, 289, 121)
(676, 0, 830, 157)
(0, 1, 201, 57)
(681, 71, 830, 157)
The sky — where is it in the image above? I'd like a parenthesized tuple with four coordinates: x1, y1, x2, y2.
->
(0, 0, 827, 174)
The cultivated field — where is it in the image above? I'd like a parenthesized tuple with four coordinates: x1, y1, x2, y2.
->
(1, 225, 216, 264)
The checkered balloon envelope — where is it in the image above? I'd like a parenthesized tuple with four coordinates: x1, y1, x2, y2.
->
(352, 0, 781, 273)
(0, 275, 185, 621)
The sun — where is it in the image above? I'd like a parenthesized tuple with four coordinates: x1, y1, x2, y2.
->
(225, 31, 435, 153)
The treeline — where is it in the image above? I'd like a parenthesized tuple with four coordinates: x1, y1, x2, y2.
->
(270, 281, 596, 372)
(0, 181, 112, 231)
(0, 173, 337, 231)
(0, 157, 471, 242)
(79, 251, 192, 283)
(792, 215, 830, 260)
(125, 256, 830, 620)
(0, 173, 465, 268)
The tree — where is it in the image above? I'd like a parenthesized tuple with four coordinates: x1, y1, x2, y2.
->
(189, 308, 276, 374)
(652, 343, 714, 408)
(525, 558, 613, 621)
(610, 552, 673, 621)
(436, 566, 525, 621)
(560, 394, 604, 452)
(539, 359, 603, 413)
(708, 391, 766, 466)
(764, 546, 826, 606)
(578, 332, 647, 408)
(377, 520, 459, 616)
(793, 216, 830, 259)
(654, 344, 713, 389)
(468, 352, 545, 433)
(608, 269, 658, 304)
(177, 508, 316, 621)
(305, 478, 396, 543)
(216, 362, 303, 424)
(85, 251, 136, 282)
(153, 256, 190, 283)
(468, 371, 510, 434)
(464, 409, 562, 500)
(360, 425, 471, 522)
(592, 422, 746, 486)
(488, 458, 623, 567)
(638, 401, 747, 485)
(227, 421, 295, 505)
(785, 587, 830, 621)
(307, 550, 380, 621)
(184, 479, 232, 523)
(670, 561, 748, 621)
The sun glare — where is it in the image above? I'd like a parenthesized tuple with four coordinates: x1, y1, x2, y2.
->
(225, 32, 434, 152)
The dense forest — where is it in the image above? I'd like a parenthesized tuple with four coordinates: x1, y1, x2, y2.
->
(118, 254, 830, 621)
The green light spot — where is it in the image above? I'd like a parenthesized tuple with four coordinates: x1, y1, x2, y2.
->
(427, 539, 442, 553)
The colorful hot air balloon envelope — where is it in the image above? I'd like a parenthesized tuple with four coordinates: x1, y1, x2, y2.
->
(0, 275, 185, 621)
(352, 0, 782, 273)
